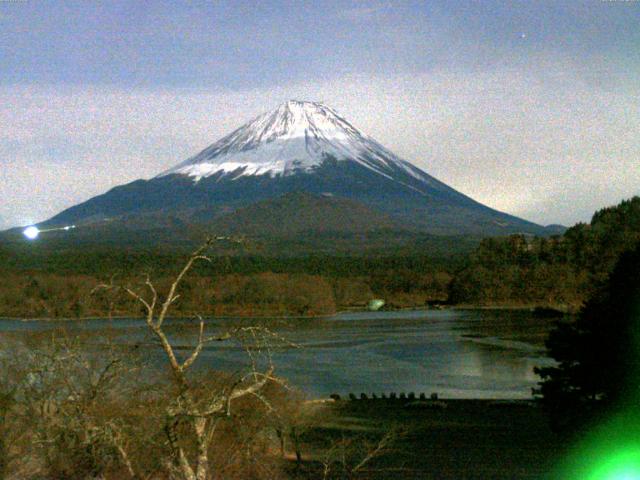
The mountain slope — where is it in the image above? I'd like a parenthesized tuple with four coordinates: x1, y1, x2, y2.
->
(208, 191, 399, 236)
(38, 100, 551, 239)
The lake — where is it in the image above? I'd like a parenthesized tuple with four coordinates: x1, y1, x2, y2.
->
(0, 308, 558, 399)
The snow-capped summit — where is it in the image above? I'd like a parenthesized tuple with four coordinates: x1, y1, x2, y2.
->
(159, 100, 430, 185)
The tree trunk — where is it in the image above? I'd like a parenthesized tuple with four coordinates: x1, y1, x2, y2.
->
(194, 417, 210, 480)
(165, 416, 197, 480)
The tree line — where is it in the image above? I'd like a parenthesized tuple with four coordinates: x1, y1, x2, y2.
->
(1, 196, 638, 318)
(449, 196, 640, 309)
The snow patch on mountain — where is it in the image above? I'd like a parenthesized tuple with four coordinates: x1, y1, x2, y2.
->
(158, 100, 434, 186)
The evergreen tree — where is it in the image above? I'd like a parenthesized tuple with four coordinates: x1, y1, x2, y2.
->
(534, 240, 640, 431)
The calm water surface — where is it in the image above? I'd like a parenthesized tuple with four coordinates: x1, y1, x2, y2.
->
(0, 309, 557, 399)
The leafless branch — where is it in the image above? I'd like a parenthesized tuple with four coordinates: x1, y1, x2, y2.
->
(181, 316, 206, 371)
(157, 241, 213, 328)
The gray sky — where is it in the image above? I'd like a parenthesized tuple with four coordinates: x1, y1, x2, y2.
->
(1, 0, 639, 229)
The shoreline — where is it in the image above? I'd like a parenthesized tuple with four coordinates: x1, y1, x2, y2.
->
(1, 312, 338, 322)
(0, 303, 572, 322)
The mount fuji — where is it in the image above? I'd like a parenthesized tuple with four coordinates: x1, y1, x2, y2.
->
(27, 100, 554, 248)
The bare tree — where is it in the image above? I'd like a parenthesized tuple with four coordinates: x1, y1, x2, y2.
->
(96, 239, 286, 480)
(0, 328, 153, 480)
(319, 427, 406, 480)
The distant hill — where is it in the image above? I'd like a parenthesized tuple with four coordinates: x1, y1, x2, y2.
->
(449, 196, 640, 308)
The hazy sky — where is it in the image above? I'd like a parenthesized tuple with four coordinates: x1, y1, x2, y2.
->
(1, 0, 639, 229)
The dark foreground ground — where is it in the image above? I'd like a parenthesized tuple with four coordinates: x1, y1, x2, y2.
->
(291, 399, 567, 480)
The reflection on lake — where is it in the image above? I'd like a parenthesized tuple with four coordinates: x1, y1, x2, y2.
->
(0, 309, 558, 399)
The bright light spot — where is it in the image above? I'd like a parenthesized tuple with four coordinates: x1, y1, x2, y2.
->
(23, 226, 40, 240)
(587, 449, 640, 480)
